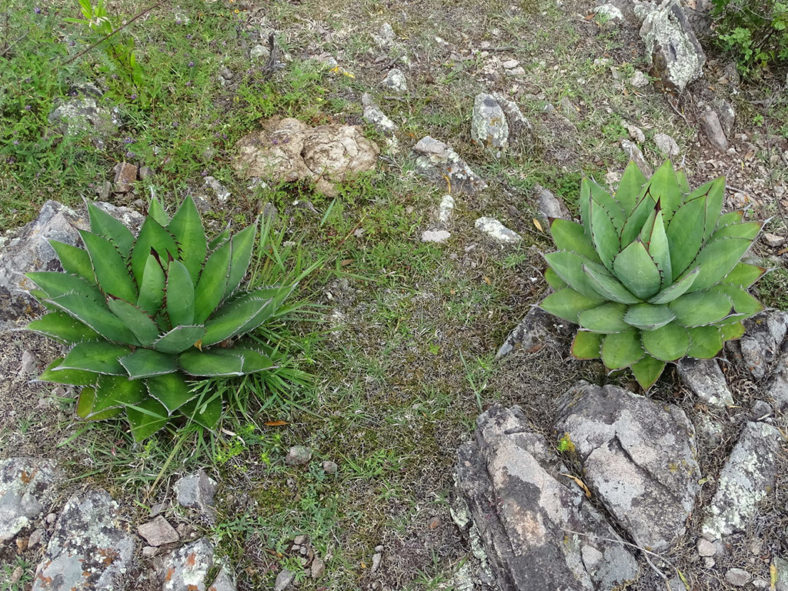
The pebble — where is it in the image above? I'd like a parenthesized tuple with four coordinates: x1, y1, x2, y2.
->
(142, 545, 158, 558)
(274, 568, 295, 591)
(627, 124, 645, 144)
(137, 515, 179, 547)
(285, 446, 312, 466)
(113, 161, 138, 193)
(654, 133, 680, 158)
(725, 568, 751, 587)
(311, 557, 325, 579)
(438, 195, 455, 225)
(28, 528, 44, 548)
(763, 232, 785, 247)
(697, 538, 717, 556)
(421, 229, 451, 243)
(629, 70, 650, 88)
(474, 217, 522, 244)
(321, 460, 338, 474)
(382, 68, 407, 93)
(371, 552, 382, 573)
(699, 110, 729, 152)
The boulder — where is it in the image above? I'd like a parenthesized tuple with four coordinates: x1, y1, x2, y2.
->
(233, 118, 379, 197)
(33, 489, 135, 591)
(411, 136, 487, 194)
(639, 0, 706, 92)
(0, 458, 61, 543)
(555, 383, 701, 551)
(456, 405, 639, 591)
(701, 421, 782, 542)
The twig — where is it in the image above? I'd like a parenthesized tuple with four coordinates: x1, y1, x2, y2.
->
(666, 96, 690, 127)
(60, 1, 162, 67)
(0, 31, 27, 58)
(260, 32, 282, 78)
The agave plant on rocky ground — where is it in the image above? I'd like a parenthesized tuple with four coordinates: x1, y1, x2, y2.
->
(26, 197, 295, 441)
(540, 160, 765, 389)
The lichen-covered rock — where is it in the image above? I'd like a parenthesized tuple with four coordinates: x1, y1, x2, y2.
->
(639, 0, 706, 92)
(767, 352, 788, 412)
(496, 306, 574, 360)
(207, 567, 236, 591)
(381, 68, 407, 93)
(474, 217, 522, 244)
(701, 421, 781, 541)
(471, 94, 509, 152)
(676, 358, 734, 407)
(456, 405, 639, 591)
(412, 136, 487, 194)
(555, 383, 701, 551)
(361, 93, 397, 136)
(739, 311, 788, 379)
(33, 489, 135, 591)
(232, 118, 379, 197)
(490, 93, 535, 148)
(0, 458, 60, 543)
(161, 538, 214, 591)
(48, 92, 120, 148)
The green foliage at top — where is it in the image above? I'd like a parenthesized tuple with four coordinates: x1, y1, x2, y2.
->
(27, 197, 297, 441)
(711, 0, 788, 75)
(540, 161, 765, 390)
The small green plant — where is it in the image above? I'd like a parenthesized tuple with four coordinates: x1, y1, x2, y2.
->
(27, 197, 297, 441)
(540, 161, 765, 389)
(711, 0, 788, 75)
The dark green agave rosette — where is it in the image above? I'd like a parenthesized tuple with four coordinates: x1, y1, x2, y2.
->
(540, 161, 765, 389)
(26, 197, 292, 440)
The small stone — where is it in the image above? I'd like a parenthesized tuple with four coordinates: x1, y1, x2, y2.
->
(763, 232, 785, 248)
(654, 133, 680, 158)
(501, 59, 520, 69)
(45, 513, 57, 525)
(438, 195, 455, 225)
(594, 3, 624, 20)
(382, 68, 407, 93)
(28, 528, 44, 548)
(371, 552, 382, 573)
(506, 66, 526, 77)
(676, 358, 734, 407)
(138, 165, 154, 180)
(697, 538, 717, 556)
(474, 217, 522, 244)
(703, 556, 716, 568)
(150, 502, 167, 517)
(411, 136, 487, 195)
(98, 180, 112, 201)
(627, 124, 646, 144)
(535, 185, 569, 220)
(142, 545, 158, 558)
(421, 229, 451, 243)
(285, 446, 312, 466)
(137, 515, 179, 547)
(250, 44, 270, 62)
(274, 569, 295, 591)
(374, 22, 395, 47)
(113, 161, 138, 193)
(725, 568, 751, 587)
(311, 557, 325, 579)
(629, 70, 650, 88)
(9, 566, 22, 584)
(361, 93, 397, 136)
(293, 534, 307, 545)
(204, 176, 231, 203)
(471, 93, 509, 151)
(714, 99, 736, 136)
(374, 545, 383, 552)
(174, 469, 218, 518)
(752, 579, 769, 589)
(699, 110, 728, 152)
(210, 567, 236, 591)
(751, 399, 772, 419)
(621, 139, 653, 176)
(18, 350, 38, 376)
(321, 460, 338, 474)
(218, 66, 233, 81)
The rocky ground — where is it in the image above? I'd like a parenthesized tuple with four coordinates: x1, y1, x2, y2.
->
(0, 0, 786, 589)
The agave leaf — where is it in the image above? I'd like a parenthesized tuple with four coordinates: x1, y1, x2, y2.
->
(166, 260, 195, 326)
(550, 219, 602, 264)
(540, 288, 604, 323)
(721, 263, 765, 288)
(642, 322, 689, 361)
(648, 161, 682, 223)
(146, 372, 195, 414)
(670, 290, 733, 327)
(168, 197, 207, 283)
(27, 311, 100, 344)
(107, 298, 159, 346)
(76, 387, 123, 421)
(234, 285, 295, 335)
(687, 237, 752, 292)
(179, 349, 245, 376)
(118, 349, 178, 379)
(711, 285, 764, 317)
(579, 179, 592, 237)
(39, 358, 97, 386)
(666, 195, 706, 280)
(615, 160, 648, 214)
(79, 230, 137, 302)
(59, 342, 128, 375)
(582, 262, 640, 304)
(193, 239, 232, 323)
(719, 318, 746, 340)
(125, 399, 170, 442)
(202, 293, 274, 347)
(648, 267, 700, 304)
(589, 199, 620, 271)
(87, 375, 147, 416)
(178, 394, 223, 429)
(137, 254, 166, 317)
(131, 217, 179, 287)
(686, 326, 724, 359)
(601, 330, 644, 369)
(44, 293, 139, 344)
(87, 202, 135, 257)
(577, 302, 629, 333)
(645, 210, 672, 287)
(208, 225, 231, 250)
(631, 355, 666, 390)
(545, 268, 567, 290)
(572, 331, 603, 359)
(26, 272, 104, 304)
(712, 221, 762, 241)
(228, 348, 275, 373)
(152, 325, 205, 354)
(224, 223, 257, 300)
(49, 241, 94, 283)
(545, 252, 604, 299)
(624, 303, 676, 331)
(589, 180, 626, 231)
(613, 240, 662, 299)
(148, 194, 170, 226)
(675, 170, 691, 194)
(716, 211, 743, 228)
(700, 177, 725, 242)
(620, 190, 655, 247)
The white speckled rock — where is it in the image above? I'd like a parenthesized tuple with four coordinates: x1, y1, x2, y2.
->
(0, 458, 61, 544)
(474, 217, 521, 244)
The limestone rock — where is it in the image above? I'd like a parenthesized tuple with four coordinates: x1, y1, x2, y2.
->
(233, 118, 379, 197)
(274, 569, 294, 591)
(285, 446, 312, 466)
(725, 568, 752, 587)
(381, 68, 407, 93)
(699, 110, 728, 152)
(739, 311, 788, 379)
(455, 405, 639, 591)
(496, 306, 574, 360)
(490, 92, 535, 147)
(639, 0, 706, 92)
(361, 93, 397, 136)
(676, 358, 734, 407)
(161, 538, 214, 591)
(412, 136, 487, 194)
(373, 22, 396, 48)
(767, 352, 788, 411)
(174, 470, 217, 519)
(421, 230, 451, 243)
(621, 139, 652, 176)
(48, 92, 120, 148)
(33, 489, 135, 591)
(654, 132, 680, 158)
(0, 458, 60, 543)
(535, 185, 570, 221)
(474, 217, 522, 244)
(471, 93, 509, 152)
(137, 515, 179, 547)
(555, 383, 701, 551)
(701, 421, 781, 541)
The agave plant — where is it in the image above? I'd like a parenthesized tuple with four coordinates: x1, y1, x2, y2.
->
(26, 197, 293, 441)
(540, 161, 765, 389)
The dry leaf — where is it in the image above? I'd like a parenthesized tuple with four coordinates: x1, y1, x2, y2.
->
(264, 420, 288, 427)
(533, 218, 544, 232)
(560, 473, 592, 498)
